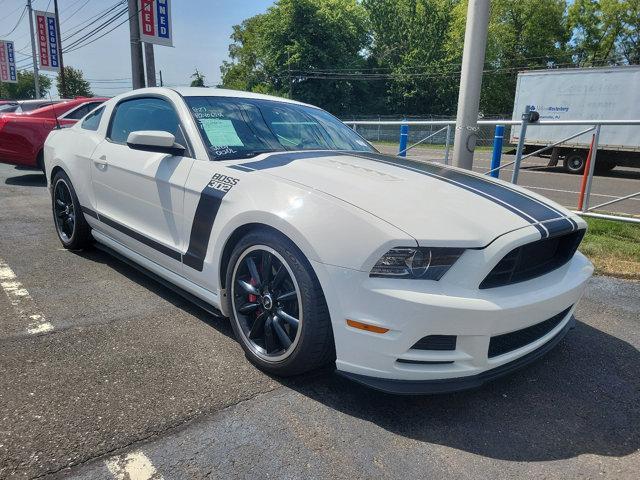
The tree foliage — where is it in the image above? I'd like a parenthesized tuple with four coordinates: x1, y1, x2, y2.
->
(221, 0, 371, 115)
(57, 66, 92, 98)
(0, 70, 52, 100)
(190, 69, 206, 87)
(222, 0, 639, 117)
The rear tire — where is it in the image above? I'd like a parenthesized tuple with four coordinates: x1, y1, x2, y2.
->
(51, 171, 92, 250)
(563, 151, 586, 174)
(224, 228, 335, 376)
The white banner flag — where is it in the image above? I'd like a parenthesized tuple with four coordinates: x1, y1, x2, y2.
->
(34, 10, 61, 72)
(138, 0, 173, 47)
(0, 40, 18, 84)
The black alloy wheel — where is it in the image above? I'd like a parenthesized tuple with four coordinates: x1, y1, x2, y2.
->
(231, 245, 302, 362)
(51, 171, 92, 250)
(225, 228, 335, 376)
(53, 178, 76, 243)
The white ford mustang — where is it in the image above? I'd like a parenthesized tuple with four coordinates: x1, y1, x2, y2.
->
(44, 87, 594, 394)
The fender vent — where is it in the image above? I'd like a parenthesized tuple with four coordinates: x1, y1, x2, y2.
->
(411, 335, 456, 351)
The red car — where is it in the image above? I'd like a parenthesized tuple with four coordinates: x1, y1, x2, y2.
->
(0, 97, 107, 170)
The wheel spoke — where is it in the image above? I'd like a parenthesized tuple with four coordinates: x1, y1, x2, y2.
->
(272, 264, 287, 289)
(272, 316, 292, 348)
(263, 316, 278, 353)
(237, 279, 259, 296)
(245, 256, 261, 287)
(56, 199, 65, 207)
(276, 290, 296, 302)
(248, 311, 267, 339)
(261, 251, 272, 284)
(238, 302, 259, 314)
(276, 309, 299, 329)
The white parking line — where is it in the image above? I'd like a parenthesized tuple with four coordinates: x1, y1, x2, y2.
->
(105, 452, 163, 480)
(0, 258, 53, 335)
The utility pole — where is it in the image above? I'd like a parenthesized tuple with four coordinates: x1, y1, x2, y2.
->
(127, 0, 145, 89)
(159, 69, 163, 87)
(26, 0, 40, 98)
(144, 42, 156, 87)
(53, 0, 66, 97)
(452, 0, 490, 170)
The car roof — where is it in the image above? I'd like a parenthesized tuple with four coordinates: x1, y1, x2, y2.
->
(120, 87, 315, 109)
(26, 97, 109, 116)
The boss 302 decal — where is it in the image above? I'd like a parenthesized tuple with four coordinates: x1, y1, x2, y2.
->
(183, 173, 239, 271)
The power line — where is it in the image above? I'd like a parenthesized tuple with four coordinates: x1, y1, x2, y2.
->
(62, 0, 125, 41)
(63, 6, 128, 53)
(0, 5, 26, 37)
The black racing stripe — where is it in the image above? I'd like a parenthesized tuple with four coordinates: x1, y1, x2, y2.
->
(542, 217, 577, 238)
(81, 206, 98, 219)
(350, 152, 578, 238)
(346, 152, 547, 237)
(183, 183, 228, 272)
(229, 150, 340, 172)
(97, 212, 182, 262)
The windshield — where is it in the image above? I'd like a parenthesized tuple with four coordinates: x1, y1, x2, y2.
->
(184, 96, 375, 160)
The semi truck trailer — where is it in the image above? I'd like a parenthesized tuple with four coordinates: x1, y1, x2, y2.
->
(511, 66, 640, 174)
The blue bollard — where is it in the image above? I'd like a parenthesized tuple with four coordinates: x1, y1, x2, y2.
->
(399, 123, 409, 157)
(490, 125, 505, 178)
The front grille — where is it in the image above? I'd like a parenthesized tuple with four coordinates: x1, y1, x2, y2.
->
(411, 335, 457, 351)
(480, 229, 585, 289)
(488, 306, 572, 358)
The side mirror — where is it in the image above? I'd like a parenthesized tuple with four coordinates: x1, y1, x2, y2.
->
(126, 130, 186, 156)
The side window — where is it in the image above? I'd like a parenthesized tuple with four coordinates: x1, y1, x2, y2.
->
(81, 106, 105, 131)
(65, 102, 103, 120)
(108, 97, 183, 145)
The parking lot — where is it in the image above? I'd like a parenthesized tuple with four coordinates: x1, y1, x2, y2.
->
(0, 162, 638, 479)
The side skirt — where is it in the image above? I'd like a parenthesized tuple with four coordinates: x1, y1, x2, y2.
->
(91, 231, 224, 318)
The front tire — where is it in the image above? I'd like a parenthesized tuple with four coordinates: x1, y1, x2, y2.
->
(224, 229, 335, 376)
(51, 171, 92, 250)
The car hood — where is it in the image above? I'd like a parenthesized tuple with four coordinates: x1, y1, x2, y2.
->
(230, 151, 579, 247)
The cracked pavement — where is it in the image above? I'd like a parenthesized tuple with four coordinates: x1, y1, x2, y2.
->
(0, 163, 638, 479)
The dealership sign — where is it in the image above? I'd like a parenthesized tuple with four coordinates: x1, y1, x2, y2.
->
(0, 40, 18, 84)
(138, 0, 173, 47)
(35, 10, 61, 72)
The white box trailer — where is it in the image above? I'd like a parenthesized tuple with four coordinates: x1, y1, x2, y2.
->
(511, 66, 640, 173)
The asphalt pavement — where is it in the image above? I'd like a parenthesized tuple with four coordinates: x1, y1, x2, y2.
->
(0, 162, 638, 479)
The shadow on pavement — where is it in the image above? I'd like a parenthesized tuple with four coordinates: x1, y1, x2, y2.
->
(4, 172, 47, 187)
(284, 319, 639, 462)
(73, 246, 639, 463)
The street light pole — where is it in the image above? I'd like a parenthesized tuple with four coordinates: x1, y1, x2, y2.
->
(26, 0, 40, 98)
(144, 42, 156, 87)
(452, 0, 490, 170)
(127, 0, 145, 89)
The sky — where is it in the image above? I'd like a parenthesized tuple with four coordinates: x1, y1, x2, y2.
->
(0, 0, 275, 98)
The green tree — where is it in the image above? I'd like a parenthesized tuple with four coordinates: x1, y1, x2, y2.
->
(220, 0, 371, 115)
(363, 0, 459, 115)
(0, 70, 52, 100)
(568, 0, 639, 65)
(190, 69, 206, 87)
(57, 66, 92, 98)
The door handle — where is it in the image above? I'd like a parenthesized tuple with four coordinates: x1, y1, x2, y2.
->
(94, 155, 107, 169)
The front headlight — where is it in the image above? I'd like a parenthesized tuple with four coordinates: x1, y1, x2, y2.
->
(370, 247, 465, 280)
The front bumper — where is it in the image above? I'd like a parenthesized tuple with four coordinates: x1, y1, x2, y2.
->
(339, 315, 575, 394)
(311, 227, 594, 394)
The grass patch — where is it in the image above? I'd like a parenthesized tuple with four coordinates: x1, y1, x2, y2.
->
(581, 217, 640, 279)
(371, 140, 495, 152)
